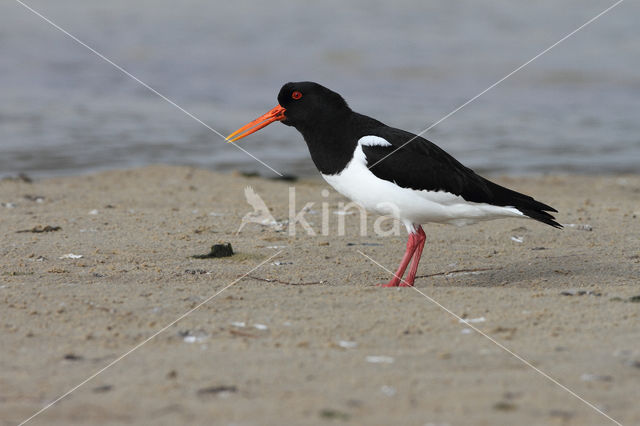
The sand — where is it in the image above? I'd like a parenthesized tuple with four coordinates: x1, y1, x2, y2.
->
(1, 165, 639, 426)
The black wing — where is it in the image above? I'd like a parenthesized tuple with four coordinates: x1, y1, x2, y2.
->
(362, 126, 561, 228)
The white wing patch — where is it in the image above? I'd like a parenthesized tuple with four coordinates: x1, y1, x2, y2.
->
(358, 135, 392, 147)
(352, 136, 391, 166)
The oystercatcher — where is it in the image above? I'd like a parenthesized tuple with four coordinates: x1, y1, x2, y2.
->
(227, 82, 561, 287)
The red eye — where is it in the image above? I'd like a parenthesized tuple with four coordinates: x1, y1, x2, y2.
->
(292, 91, 302, 100)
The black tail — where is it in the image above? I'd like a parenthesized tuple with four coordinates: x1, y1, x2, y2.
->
(485, 180, 562, 229)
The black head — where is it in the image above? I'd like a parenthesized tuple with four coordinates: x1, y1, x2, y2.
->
(226, 82, 353, 150)
(277, 82, 351, 129)
(226, 81, 374, 175)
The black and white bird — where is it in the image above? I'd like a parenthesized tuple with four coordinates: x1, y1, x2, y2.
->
(227, 82, 561, 287)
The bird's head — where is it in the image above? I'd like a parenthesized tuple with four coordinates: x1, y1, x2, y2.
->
(226, 81, 350, 142)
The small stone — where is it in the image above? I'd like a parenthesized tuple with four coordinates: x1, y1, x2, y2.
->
(63, 353, 83, 361)
(92, 385, 112, 393)
(319, 409, 350, 420)
(192, 243, 234, 259)
(59, 253, 83, 259)
(365, 355, 394, 364)
(380, 385, 396, 397)
(493, 401, 517, 411)
(626, 360, 640, 369)
(197, 385, 237, 395)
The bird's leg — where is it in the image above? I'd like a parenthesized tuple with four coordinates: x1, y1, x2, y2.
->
(380, 231, 419, 287)
(402, 226, 426, 287)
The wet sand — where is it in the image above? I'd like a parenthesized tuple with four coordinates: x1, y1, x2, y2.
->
(1, 166, 639, 425)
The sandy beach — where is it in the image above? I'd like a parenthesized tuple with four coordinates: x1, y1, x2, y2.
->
(1, 165, 639, 425)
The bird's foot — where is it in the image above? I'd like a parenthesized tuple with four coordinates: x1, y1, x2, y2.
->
(379, 279, 414, 287)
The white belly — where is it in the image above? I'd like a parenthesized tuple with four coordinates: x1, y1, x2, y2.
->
(322, 142, 523, 227)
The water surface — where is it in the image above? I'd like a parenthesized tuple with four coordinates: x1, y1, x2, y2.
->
(1, 0, 638, 178)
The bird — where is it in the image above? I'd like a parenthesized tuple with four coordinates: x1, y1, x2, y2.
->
(227, 81, 561, 287)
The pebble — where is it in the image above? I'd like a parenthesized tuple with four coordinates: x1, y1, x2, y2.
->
(580, 373, 612, 382)
(193, 242, 234, 259)
(493, 401, 517, 411)
(92, 385, 113, 393)
(366, 355, 394, 364)
(183, 335, 206, 343)
(319, 409, 350, 420)
(197, 385, 237, 396)
(380, 385, 396, 397)
(59, 253, 83, 259)
(63, 353, 83, 361)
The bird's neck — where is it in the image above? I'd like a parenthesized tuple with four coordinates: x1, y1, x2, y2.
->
(297, 112, 382, 175)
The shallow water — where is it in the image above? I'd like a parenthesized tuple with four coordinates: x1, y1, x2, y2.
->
(1, 0, 638, 178)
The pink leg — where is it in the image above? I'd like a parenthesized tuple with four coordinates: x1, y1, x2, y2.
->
(380, 230, 419, 287)
(403, 226, 426, 286)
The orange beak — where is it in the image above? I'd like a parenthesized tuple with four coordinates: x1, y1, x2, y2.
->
(226, 105, 286, 142)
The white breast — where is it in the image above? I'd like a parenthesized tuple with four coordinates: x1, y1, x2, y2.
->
(322, 136, 524, 227)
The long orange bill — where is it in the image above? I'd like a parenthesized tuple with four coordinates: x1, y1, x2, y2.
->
(226, 105, 286, 142)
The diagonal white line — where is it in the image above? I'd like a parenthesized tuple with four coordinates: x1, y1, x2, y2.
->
(367, 0, 624, 171)
(357, 250, 623, 426)
(14, 0, 283, 177)
(18, 250, 283, 426)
